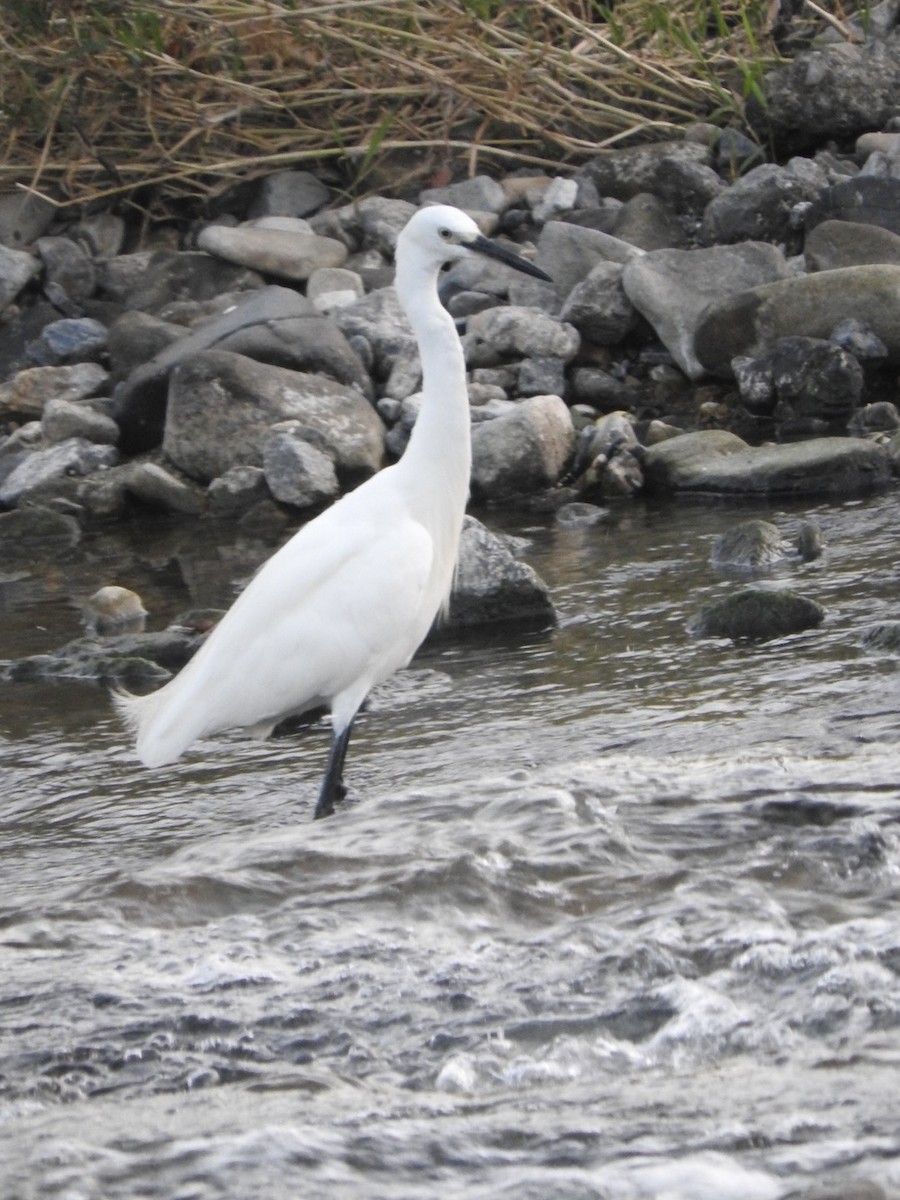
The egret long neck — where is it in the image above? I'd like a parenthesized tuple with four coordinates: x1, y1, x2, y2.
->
(393, 256, 472, 520)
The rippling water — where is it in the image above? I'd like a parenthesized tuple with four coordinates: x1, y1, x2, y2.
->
(2, 494, 900, 1199)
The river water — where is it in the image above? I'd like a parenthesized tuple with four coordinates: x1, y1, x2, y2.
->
(2, 491, 899, 1199)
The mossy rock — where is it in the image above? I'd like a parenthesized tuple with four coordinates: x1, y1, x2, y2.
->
(688, 587, 825, 642)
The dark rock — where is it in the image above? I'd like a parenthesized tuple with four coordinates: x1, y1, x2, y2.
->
(125, 250, 264, 314)
(611, 192, 688, 250)
(446, 516, 555, 629)
(688, 587, 825, 641)
(643, 430, 892, 498)
(753, 33, 900, 153)
(861, 622, 900, 652)
(35, 236, 97, 305)
(114, 285, 372, 454)
(702, 161, 827, 245)
(0, 505, 81, 556)
(262, 423, 340, 509)
(0, 439, 120, 507)
(584, 141, 712, 201)
(733, 337, 864, 427)
(559, 261, 637, 346)
(806, 177, 900, 237)
(27, 317, 108, 367)
(207, 465, 269, 518)
(710, 518, 822, 573)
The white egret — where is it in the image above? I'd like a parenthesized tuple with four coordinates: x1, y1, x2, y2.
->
(115, 204, 551, 818)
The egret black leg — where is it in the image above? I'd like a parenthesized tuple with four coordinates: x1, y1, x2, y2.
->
(314, 721, 354, 820)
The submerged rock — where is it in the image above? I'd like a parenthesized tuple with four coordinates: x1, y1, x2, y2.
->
(688, 587, 826, 642)
(446, 516, 555, 629)
(710, 519, 823, 573)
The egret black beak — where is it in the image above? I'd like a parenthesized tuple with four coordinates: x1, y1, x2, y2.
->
(471, 234, 552, 282)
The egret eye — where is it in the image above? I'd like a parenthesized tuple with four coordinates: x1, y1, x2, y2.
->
(438, 228, 453, 241)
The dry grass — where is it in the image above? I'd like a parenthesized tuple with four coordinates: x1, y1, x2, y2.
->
(0, 0, 849, 212)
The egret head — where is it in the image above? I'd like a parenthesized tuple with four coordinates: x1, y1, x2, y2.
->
(398, 204, 552, 282)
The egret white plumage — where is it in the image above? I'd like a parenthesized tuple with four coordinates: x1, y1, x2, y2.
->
(115, 204, 551, 819)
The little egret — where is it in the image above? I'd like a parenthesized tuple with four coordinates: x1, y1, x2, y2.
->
(115, 204, 551, 818)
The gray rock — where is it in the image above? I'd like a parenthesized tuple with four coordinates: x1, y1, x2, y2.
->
(470, 393, 574, 499)
(569, 367, 642, 410)
(306, 266, 365, 314)
(27, 317, 108, 366)
(164, 349, 385, 484)
(560, 261, 636, 346)
(35, 236, 97, 304)
(584, 140, 712, 200)
(805, 219, 900, 271)
(445, 515, 555, 628)
(654, 154, 725, 215)
(733, 337, 864, 427)
(702, 161, 827, 245)
(573, 410, 643, 498)
(806, 176, 900, 236)
(107, 311, 187, 380)
(694, 265, 900, 376)
(114, 285, 372, 454)
(756, 35, 900, 152)
(419, 174, 507, 213)
(0, 192, 55, 248)
(0, 244, 40, 309)
(861, 622, 900, 653)
(554, 501, 609, 528)
(0, 438, 120, 506)
(124, 250, 264, 313)
(73, 212, 126, 259)
(355, 197, 418, 255)
(41, 398, 119, 446)
(517, 356, 567, 398)
(248, 170, 331, 218)
(262, 423, 340, 508)
(643, 430, 892, 498)
(466, 306, 580, 361)
(710, 518, 822, 573)
(611, 192, 687, 251)
(332, 285, 415, 379)
(0, 363, 109, 420)
(535, 221, 641, 296)
(0, 505, 81, 557)
(622, 242, 790, 380)
(207, 465, 269, 517)
(848, 401, 900, 436)
(197, 219, 348, 281)
(124, 461, 204, 515)
(688, 587, 825, 642)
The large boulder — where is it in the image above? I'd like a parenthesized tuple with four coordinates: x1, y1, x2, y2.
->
(163, 350, 385, 484)
(643, 430, 892, 499)
(470, 394, 574, 499)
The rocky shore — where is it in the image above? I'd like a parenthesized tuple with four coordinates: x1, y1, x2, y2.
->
(3, 17, 900, 678)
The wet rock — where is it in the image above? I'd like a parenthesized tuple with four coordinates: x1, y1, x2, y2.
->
(0, 438, 120, 507)
(445, 515, 555, 628)
(197, 218, 348, 281)
(554, 501, 609, 528)
(848, 401, 900, 436)
(0, 363, 109, 420)
(163, 349, 384, 485)
(694, 266, 900, 376)
(643, 430, 892, 498)
(702, 161, 827, 245)
(42, 398, 119, 446)
(0, 244, 40, 309)
(573, 410, 644, 498)
(262, 423, 340, 509)
(114, 285, 372, 454)
(860, 622, 900, 653)
(688, 587, 826, 642)
(804, 219, 900, 271)
(733, 337, 864, 427)
(7, 625, 204, 686)
(207, 465, 269, 518)
(0, 505, 81, 556)
(470, 393, 574, 499)
(247, 169, 331, 218)
(710, 518, 823, 573)
(84, 586, 147, 635)
(27, 317, 108, 366)
(622, 242, 790, 379)
(124, 462, 205, 516)
(559, 261, 637, 346)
